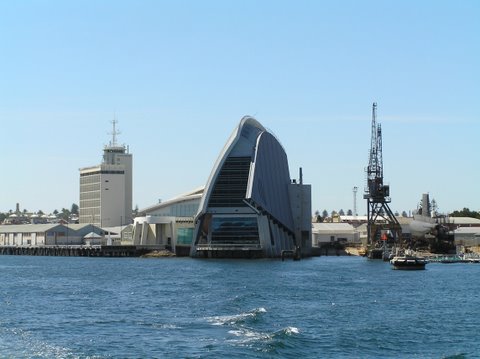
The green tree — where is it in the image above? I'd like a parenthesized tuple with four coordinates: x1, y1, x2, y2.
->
(450, 208, 480, 219)
(71, 203, 79, 215)
(59, 208, 71, 221)
(431, 198, 438, 214)
(322, 210, 328, 218)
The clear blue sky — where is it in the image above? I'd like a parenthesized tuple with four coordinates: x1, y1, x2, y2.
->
(1, 0, 478, 215)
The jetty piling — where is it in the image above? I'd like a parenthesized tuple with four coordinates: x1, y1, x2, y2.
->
(0, 245, 163, 257)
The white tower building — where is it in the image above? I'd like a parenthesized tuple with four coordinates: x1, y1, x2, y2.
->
(79, 120, 133, 227)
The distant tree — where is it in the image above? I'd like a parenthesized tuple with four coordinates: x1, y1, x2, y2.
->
(394, 211, 399, 216)
(450, 208, 480, 219)
(38, 210, 44, 216)
(58, 208, 69, 220)
(431, 199, 438, 215)
(401, 211, 408, 217)
(331, 210, 338, 217)
(70, 203, 79, 215)
(0, 213, 6, 223)
(23, 208, 28, 214)
(338, 209, 345, 216)
(322, 210, 328, 218)
(314, 210, 322, 223)
(134, 205, 139, 216)
(347, 209, 353, 216)
(53, 209, 59, 215)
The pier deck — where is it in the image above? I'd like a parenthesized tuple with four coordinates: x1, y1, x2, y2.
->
(0, 245, 166, 257)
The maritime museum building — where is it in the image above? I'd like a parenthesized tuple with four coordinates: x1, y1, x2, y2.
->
(191, 117, 311, 258)
(133, 117, 312, 258)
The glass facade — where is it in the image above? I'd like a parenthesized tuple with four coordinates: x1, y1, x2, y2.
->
(177, 228, 194, 245)
(209, 156, 251, 207)
(151, 202, 199, 218)
(210, 217, 259, 245)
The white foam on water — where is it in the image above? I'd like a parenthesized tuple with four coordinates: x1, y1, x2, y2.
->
(207, 307, 267, 326)
(0, 326, 101, 359)
(284, 326, 300, 335)
(227, 328, 270, 344)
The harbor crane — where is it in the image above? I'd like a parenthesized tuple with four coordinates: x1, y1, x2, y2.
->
(363, 103, 402, 258)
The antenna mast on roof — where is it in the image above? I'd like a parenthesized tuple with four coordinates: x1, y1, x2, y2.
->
(110, 117, 121, 147)
(353, 186, 358, 217)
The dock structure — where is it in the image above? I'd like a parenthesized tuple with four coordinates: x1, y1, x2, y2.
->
(0, 245, 166, 257)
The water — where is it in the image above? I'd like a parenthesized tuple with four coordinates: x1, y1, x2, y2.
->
(0, 255, 479, 358)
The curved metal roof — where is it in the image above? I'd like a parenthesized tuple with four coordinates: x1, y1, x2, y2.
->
(196, 116, 265, 216)
(196, 116, 294, 231)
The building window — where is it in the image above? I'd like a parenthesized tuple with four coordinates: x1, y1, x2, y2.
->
(211, 216, 259, 245)
(177, 228, 194, 245)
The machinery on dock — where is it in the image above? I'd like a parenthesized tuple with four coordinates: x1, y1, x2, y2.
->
(363, 103, 402, 259)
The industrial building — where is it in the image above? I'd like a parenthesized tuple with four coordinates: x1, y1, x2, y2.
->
(79, 120, 133, 227)
(0, 223, 106, 246)
(454, 227, 480, 248)
(312, 222, 361, 246)
(190, 116, 311, 258)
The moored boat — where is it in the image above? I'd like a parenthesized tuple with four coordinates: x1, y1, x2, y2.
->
(390, 253, 427, 270)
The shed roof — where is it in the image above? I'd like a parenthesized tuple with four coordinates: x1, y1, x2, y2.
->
(84, 232, 102, 239)
(448, 217, 480, 225)
(0, 224, 65, 234)
(312, 222, 355, 233)
(454, 227, 480, 235)
(138, 187, 204, 215)
(339, 215, 368, 221)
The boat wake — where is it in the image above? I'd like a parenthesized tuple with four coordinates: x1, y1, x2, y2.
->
(226, 325, 301, 354)
(206, 308, 301, 354)
(207, 307, 267, 326)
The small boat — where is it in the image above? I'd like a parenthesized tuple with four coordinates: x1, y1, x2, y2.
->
(390, 251, 427, 270)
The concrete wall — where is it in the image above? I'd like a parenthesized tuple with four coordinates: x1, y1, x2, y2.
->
(314, 232, 360, 245)
(133, 218, 197, 250)
(455, 234, 480, 247)
(101, 171, 126, 227)
(289, 182, 312, 255)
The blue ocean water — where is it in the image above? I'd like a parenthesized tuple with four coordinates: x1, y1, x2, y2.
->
(0, 255, 478, 358)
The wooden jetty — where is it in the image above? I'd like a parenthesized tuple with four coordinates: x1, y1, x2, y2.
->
(0, 245, 165, 258)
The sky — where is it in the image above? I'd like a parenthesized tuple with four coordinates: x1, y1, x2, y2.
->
(0, 0, 479, 216)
